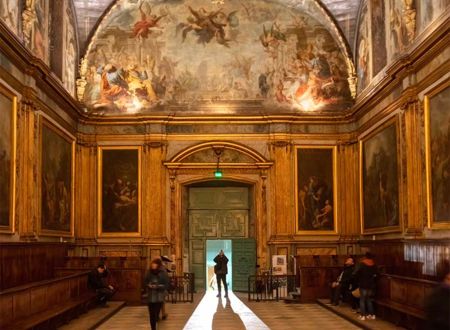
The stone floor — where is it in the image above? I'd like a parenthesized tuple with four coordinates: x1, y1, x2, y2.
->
(96, 291, 363, 330)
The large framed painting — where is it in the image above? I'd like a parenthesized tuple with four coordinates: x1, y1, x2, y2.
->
(295, 146, 337, 234)
(425, 80, 450, 229)
(0, 85, 17, 233)
(98, 147, 141, 236)
(360, 117, 401, 233)
(39, 118, 74, 236)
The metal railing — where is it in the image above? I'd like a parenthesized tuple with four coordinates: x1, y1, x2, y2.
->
(248, 274, 297, 301)
(166, 272, 194, 303)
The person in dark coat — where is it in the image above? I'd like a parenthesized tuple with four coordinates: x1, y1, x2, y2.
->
(144, 258, 169, 330)
(213, 250, 229, 298)
(330, 257, 355, 306)
(88, 264, 115, 307)
(425, 272, 450, 330)
(353, 252, 378, 320)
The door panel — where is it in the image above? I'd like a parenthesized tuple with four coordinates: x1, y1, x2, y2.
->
(232, 238, 256, 292)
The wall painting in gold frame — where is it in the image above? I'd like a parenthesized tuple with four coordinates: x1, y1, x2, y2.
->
(0, 84, 17, 234)
(295, 146, 338, 235)
(359, 116, 402, 234)
(98, 146, 141, 237)
(39, 117, 75, 237)
(425, 79, 450, 229)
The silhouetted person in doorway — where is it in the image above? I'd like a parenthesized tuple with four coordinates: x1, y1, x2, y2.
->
(214, 250, 229, 298)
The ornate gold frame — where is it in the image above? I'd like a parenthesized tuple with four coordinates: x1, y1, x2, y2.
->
(97, 146, 142, 237)
(38, 117, 75, 237)
(0, 84, 17, 234)
(294, 145, 338, 235)
(424, 79, 450, 229)
(359, 116, 402, 234)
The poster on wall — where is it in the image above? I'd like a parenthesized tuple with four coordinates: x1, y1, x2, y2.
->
(99, 147, 141, 236)
(425, 82, 450, 228)
(40, 119, 74, 236)
(360, 118, 400, 233)
(272, 255, 287, 275)
(295, 146, 337, 234)
(0, 85, 17, 233)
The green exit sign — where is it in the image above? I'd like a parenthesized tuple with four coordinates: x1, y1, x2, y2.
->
(214, 170, 223, 178)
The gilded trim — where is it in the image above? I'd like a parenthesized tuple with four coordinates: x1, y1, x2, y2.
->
(294, 145, 338, 235)
(97, 146, 142, 237)
(424, 78, 450, 229)
(359, 116, 402, 234)
(38, 117, 75, 237)
(0, 84, 17, 234)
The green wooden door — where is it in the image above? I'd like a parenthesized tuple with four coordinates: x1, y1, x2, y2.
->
(188, 187, 251, 291)
(232, 238, 256, 291)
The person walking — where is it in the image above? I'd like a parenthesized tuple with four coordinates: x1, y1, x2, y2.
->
(214, 250, 229, 298)
(353, 252, 378, 321)
(144, 258, 169, 330)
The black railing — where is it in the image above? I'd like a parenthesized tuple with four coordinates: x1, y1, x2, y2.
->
(166, 272, 194, 303)
(248, 274, 297, 301)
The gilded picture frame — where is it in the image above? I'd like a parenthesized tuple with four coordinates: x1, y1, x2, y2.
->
(359, 116, 402, 234)
(0, 84, 17, 234)
(39, 117, 75, 237)
(295, 146, 338, 235)
(425, 79, 450, 229)
(98, 146, 142, 237)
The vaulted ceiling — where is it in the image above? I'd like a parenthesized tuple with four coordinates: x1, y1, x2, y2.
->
(73, 0, 361, 57)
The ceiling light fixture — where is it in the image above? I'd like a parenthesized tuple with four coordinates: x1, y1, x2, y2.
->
(213, 147, 224, 178)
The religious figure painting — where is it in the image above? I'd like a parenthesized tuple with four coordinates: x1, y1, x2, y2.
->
(80, 0, 353, 115)
(295, 147, 336, 234)
(425, 83, 450, 227)
(417, 0, 450, 33)
(0, 86, 16, 232)
(356, 1, 370, 93)
(62, 3, 77, 96)
(387, 0, 411, 60)
(23, 0, 49, 63)
(0, 0, 21, 35)
(99, 147, 140, 235)
(40, 120, 74, 235)
(360, 120, 400, 232)
(371, 0, 387, 76)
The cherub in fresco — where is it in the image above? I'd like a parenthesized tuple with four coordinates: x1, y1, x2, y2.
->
(259, 23, 286, 58)
(131, 1, 167, 39)
(176, 6, 239, 47)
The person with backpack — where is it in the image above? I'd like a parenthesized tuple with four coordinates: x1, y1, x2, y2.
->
(213, 250, 229, 298)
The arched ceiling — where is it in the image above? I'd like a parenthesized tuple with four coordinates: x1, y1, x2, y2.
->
(73, 0, 361, 56)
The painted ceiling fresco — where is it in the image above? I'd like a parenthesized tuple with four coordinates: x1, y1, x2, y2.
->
(79, 0, 354, 115)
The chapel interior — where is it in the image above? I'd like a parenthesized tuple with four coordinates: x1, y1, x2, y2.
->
(0, 0, 449, 329)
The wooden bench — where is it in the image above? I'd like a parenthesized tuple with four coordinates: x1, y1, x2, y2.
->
(374, 273, 437, 329)
(0, 271, 96, 330)
(55, 267, 142, 304)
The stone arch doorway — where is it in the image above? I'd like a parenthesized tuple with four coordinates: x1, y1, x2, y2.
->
(164, 141, 273, 289)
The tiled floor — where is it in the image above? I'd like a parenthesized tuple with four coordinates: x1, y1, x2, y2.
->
(96, 291, 362, 330)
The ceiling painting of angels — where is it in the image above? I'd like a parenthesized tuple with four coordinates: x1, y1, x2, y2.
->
(80, 0, 353, 115)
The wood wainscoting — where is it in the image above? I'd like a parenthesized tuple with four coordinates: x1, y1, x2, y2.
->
(0, 243, 69, 290)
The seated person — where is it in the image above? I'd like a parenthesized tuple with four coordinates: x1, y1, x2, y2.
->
(88, 264, 116, 307)
(330, 257, 355, 306)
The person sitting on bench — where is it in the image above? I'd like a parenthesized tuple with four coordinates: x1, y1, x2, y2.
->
(88, 264, 116, 307)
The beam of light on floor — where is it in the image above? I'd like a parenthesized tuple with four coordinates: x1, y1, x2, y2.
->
(182, 291, 270, 330)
